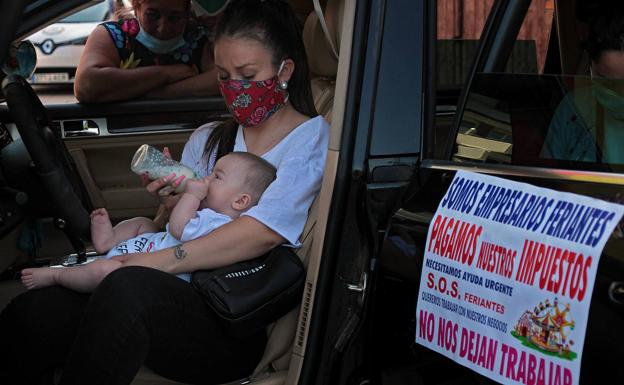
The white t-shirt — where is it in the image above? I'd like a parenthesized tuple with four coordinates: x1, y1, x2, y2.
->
(105, 208, 232, 281)
(181, 116, 329, 245)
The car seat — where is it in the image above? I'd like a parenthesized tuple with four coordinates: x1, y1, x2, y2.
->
(131, 0, 343, 383)
(303, 0, 343, 123)
(238, 3, 343, 383)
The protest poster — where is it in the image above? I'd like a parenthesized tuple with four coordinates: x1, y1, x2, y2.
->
(415, 170, 624, 385)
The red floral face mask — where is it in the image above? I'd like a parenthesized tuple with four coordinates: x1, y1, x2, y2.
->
(218, 63, 288, 127)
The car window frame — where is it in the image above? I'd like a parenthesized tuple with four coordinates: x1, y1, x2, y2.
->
(424, 0, 624, 186)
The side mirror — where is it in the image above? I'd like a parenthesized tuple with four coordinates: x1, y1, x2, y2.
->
(0, 40, 37, 103)
(1, 40, 37, 79)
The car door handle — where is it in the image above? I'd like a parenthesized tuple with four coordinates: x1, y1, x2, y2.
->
(62, 119, 100, 137)
(608, 281, 624, 306)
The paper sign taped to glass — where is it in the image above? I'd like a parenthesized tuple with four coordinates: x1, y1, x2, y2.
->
(415, 170, 624, 385)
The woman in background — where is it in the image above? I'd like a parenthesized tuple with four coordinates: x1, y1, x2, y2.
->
(74, 0, 218, 102)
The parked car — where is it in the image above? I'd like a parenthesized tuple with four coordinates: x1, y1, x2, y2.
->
(26, 1, 110, 84)
(0, 0, 622, 385)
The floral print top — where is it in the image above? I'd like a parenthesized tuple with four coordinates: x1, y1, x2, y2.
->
(101, 19, 208, 70)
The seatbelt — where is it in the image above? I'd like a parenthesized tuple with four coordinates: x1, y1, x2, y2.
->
(313, 0, 339, 60)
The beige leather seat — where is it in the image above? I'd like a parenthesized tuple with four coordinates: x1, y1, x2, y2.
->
(237, 3, 343, 382)
(131, 1, 343, 384)
(303, 0, 343, 121)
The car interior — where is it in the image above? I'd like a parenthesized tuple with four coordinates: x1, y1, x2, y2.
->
(449, 0, 624, 173)
(0, 0, 354, 384)
(7, 0, 623, 384)
(369, 1, 624, 384)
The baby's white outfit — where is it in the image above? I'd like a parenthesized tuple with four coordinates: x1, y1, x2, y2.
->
(105, 208, 232, 281)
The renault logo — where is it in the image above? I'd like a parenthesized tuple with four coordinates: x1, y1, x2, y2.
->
(40, 39, 56, 55)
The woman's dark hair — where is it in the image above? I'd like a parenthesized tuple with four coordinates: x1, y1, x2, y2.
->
(585, 2, 624, 61)
(204, 0, 318, 159)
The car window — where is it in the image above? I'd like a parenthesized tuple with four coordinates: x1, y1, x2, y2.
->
(434, 0, 554, 159)
(437, 1, 495, 90)
(447, 0, 624, 173)
(502, 0, 555, 75)
(61, 3, 109, 23)
(26, 3, 114, 104)
(434, 0, 496, 158)
(368, 0, 423, 156)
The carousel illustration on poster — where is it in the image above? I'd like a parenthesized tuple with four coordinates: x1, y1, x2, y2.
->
(512, 298, 577, 361)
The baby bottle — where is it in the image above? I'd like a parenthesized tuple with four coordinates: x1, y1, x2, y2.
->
(130, 144, 197, 193)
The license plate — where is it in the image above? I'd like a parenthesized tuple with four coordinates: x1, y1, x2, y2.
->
(31, 72, 70, 83)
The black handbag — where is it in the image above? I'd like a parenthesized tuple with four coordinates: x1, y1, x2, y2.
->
(191, 246, 305, 337)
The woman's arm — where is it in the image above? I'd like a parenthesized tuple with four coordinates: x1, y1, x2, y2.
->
(143, 67, 219, 99)
(142, 39, 219, 99)
(115, 216, 285, 272)
(74, 26, 198, 103)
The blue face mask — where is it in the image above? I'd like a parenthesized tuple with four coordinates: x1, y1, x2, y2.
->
(593, 82, 624, 121)
(192, 0, 229, 16)
(136, 26, 185, 54)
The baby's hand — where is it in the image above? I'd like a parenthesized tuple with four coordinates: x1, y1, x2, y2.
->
(184, 177, 210, 201)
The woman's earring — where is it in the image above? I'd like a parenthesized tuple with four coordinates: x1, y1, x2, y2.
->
(280, 81, 288, 90)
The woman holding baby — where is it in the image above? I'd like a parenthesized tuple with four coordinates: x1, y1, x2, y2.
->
(0, 0, 329, 384)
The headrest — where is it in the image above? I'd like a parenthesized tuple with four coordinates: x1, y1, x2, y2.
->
(303, 0, 344, 78)
(289, 0, 316, 23)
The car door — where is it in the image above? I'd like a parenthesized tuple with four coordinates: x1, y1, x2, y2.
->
(294, 0, 428, 383)
(48, 98, 226, 221)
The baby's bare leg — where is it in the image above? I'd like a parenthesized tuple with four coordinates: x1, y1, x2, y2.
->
(21, 259, 123, 293)
(91, 208, 158, 254)
(91, 208, 116, 253)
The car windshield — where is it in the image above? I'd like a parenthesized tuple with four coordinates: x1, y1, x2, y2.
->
(60, 2, 109, 23)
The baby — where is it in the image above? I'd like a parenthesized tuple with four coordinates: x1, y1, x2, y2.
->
(21, 152, 276, 292)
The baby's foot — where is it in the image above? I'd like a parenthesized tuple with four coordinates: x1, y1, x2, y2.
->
(21, 268, 60, 290)
(90, 208, 115, 254)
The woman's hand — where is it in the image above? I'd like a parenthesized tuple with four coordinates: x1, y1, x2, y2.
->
(144, 172, 179, 196)
(152, 194, 183, 230)
(165, 63, 199, 83)
(140, 147, 186, 197)
(139, 146, 186, 228)
(139, 146, 171, 187)
(143, 66, 219, 99)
